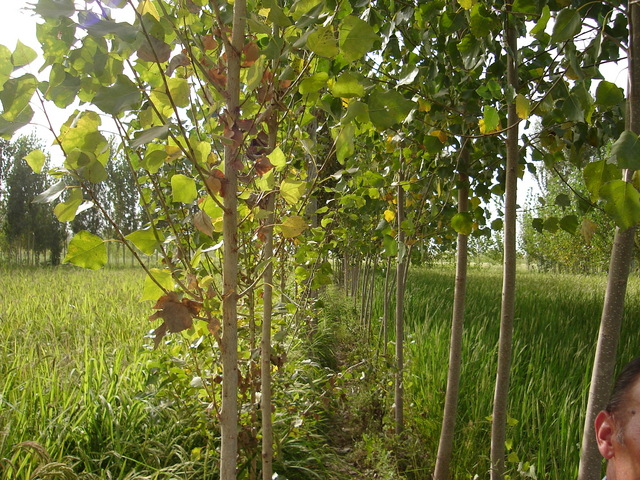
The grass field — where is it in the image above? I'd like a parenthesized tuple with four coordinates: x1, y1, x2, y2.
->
(372, 267, 640, 479)
(3, 265, 639, 479)
(0, 266, 216, 479)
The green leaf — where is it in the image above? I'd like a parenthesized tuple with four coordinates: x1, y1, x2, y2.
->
(167, 78, 190, 108)
(280, 178, 306, 205)
(35, 0, 75, 17)
(281, 215, 307, 238)
(512, 0, 539, 14)
(12, 41, 38, 68)
(469, 4, 493, 38)
(126, 228, 164, 255)
(54, 188, 84, 222)
(600, 180, 640, 230)
(562, 93, 584, 123)
(141, 268, 174, 302)
(330, 72, 365, 98)
(341, 100, 369, 124)
(368, 89, 414, 130)
(560, 214, 579, 234)
(93, 74, 141, 115)
(299, 72, 329, 94)
(338, 16, 378, 63)
(333, 124, 355, 163)
(531, 5, 550, 37)
(24, 149, 46, 173)
(543, 217, 559, 233)
(482, 106, 500, 132)
(382, 234, 397, 257)
(63, 231, 107, 270)
(583, 160, 620, 201)
(33, 180, 66, 203)
(551, 8, 581, 44)
(0, 74, 37, 122)
(532, 218, 543, 233)
(79, 158, 108, 183)
(451, 212, 473, 235)
(306, 26, 339, 58)
(554, 193, 571, 207)
(611, 131, 640, 170)
(268, 147, 286, 169)
(0, 45, 12, 91)
(131, 124, 170, 148)
(595, 80, 624, 107)
(171, 174, 198, 203)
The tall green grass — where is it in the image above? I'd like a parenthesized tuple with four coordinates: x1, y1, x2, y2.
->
(0, 266, 213, 479)
(372, 267, 640, 479)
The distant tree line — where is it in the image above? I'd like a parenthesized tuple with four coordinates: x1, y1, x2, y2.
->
(520, 150, 640, 274)
(0, 135, 140, 265)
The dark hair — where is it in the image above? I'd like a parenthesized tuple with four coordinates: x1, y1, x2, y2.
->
(606, 357, 640, 414)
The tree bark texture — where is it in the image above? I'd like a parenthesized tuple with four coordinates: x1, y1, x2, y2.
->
(434, 147, 469, 480)
(577, 4, 640, 479)
(220, 0, 246, 476)
(490, 10, 518, 479)
(260, 116, 278, 480)
(395, 174, 406, 435)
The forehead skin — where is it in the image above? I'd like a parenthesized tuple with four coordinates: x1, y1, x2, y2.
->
(609, 379, 640, 480)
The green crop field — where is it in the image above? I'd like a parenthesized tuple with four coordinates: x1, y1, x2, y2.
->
(2, 266, 639, 479)
(372, 268, 640, 479)
(0, 266, 217, 479)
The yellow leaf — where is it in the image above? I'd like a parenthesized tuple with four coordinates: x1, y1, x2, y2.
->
(431, 130, 448, 143)
(418, 99, 432, 112)
(458, 0, 475, 9)
(384, 209, 395, 222)
(137, 0, 160, 20)
(581, 217, 597, 244)
(478, 118, 501, 134)
(516, 94, 530, 120)
(281, 215, 307, 238)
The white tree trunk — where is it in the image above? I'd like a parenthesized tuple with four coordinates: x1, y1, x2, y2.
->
(578, 4, 639, 478)
(490, 9, 518, 479)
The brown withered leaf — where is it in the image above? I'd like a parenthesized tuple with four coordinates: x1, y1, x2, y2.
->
(206, 67, 227, 89)
(241, 42, 260, 67)
(254, 156, 274, 176)
(149, 292, 203, 348)
(202, 35, 218, 51)
(223, 125, 243, 148)
(185, 0, 200, 13)
(186, 273, 199, 291)
(137, 35, 172, 63)
(193, 210, 214, 237)
(235, 119, 257, 134)
(166, 53, 191, 77)
(206, 169, 226, 197)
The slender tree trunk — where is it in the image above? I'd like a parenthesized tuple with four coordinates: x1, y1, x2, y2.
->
(490, 9, 518, 479)
(260, 115, 278, 480)
(578, 4, 640, 479)
(220, 0, 246, 476)
(395, 174, 406, 435)
(434, 147, 470, 480)
(382, 256, 392, 352)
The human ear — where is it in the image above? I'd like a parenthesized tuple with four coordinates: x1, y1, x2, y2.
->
(595, 410, 615, 460)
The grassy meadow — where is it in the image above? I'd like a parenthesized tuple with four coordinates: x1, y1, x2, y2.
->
(0, 267, 216, 479)
(375, 267, 640, 479)
(2, 264, 639, 479)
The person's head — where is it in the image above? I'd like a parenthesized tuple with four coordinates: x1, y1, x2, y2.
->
(595, 357, 640, 480)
